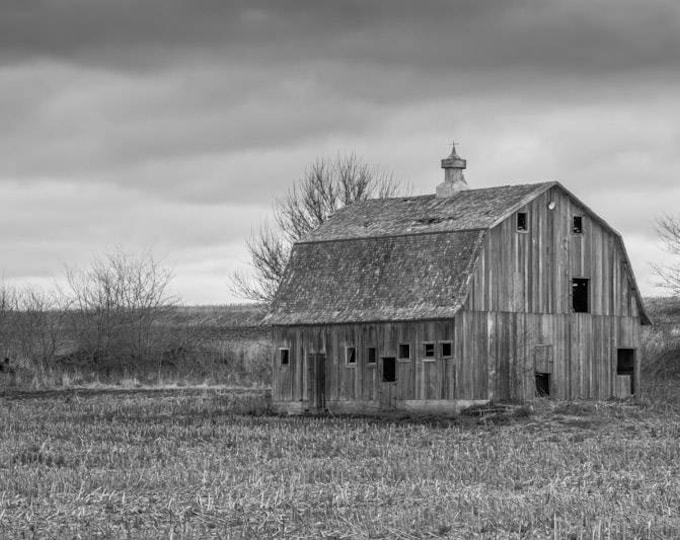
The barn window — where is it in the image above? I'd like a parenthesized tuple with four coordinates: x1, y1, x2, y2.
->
(516, 212, 528, 232)
(382, 357, 396, 382)
(440, 341, 452, 357)
(423, 342, 435, 359)
(345, 346, 356, 366)
(572, 278, 589, 313)
(572, 215, 583, 234)
(279, 348, 290, 366)
(367, 347, 377, 365)
(398, 343, 411, 360)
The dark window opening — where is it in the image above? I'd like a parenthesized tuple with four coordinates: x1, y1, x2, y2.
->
(424, 342, 435, 358)
(572, 215, 583, 234)
(617, 349, 636, 394)
(382, 357, 396, 382)
(398, 343, 410, 359)
(572, 278, 589, 313)
(517, 212, 528, 232)
(440, 341, 452, 357)
(280, 349, 289, 366)
(345, 346, 356, 365)
(367, 347, 377, 364)
(535, 372, 550, 397)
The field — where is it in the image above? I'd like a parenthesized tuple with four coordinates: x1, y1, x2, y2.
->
(2, 385, 680, 539)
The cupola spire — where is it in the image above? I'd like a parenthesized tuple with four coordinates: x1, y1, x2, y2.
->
(437, 141, 468, 197)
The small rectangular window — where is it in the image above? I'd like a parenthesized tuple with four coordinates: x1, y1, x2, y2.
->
(280, 348, 290, 366)
(345, 346, 356, 365)
(424, 342, 435, 359)
(440, 341, 452, 357)
(398, 343, 410, 360)
(572, 278, 589, 313)
(572, 216, 583, 234)
(516, 212, 528, 232)
(367, 347, 377, 365)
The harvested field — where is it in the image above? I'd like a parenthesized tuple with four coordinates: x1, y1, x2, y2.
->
(1, 387, 680, 538)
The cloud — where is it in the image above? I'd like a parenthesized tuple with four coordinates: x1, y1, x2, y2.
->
(1, 0, 679, 302)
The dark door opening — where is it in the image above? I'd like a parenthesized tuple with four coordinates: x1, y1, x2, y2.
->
(535, 372, 551, 397)
(307, 353, 326, 411)
(382, 357, 396, 382)
(572, 278, 589, 313)
(617, 349, 635, 395)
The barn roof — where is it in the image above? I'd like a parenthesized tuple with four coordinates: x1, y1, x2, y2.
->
(264, 230, 485, 325)
(265, 183, 554, 325)
(264, 181, 650, 326)
(304, 182, 554, 243)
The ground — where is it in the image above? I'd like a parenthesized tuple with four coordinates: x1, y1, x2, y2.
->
(1, 385, 680, 539)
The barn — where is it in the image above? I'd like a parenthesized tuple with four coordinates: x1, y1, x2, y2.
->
(263, 145, 651, 414)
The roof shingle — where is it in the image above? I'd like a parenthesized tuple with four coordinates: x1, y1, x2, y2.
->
(303, 183, 555, 243)
(264, 230, 485, 325)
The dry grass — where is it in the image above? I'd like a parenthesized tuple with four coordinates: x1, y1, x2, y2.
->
(1, 386, 680, 539)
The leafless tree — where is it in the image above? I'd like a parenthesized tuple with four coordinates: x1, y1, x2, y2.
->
(0, 282, 17, 359)
(653, 215, 680, 297)
(232, 154, 405, 304)
(61, 248, 176, 365)
(12, 287, 64, 376)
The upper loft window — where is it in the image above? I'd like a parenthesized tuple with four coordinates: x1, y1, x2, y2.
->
(345, 346, 356, 366)
(572, 278, 589, 313)
(367, 347, 377, 365)
(280, 348, 290, 366)
(516, 212, 528, 232)
(398, 343, 411, 360)
(572, 216, 584, 234)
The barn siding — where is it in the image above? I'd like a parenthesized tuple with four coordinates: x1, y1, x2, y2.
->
(464, 187, 638, 318)
(271, 311, 641, 412)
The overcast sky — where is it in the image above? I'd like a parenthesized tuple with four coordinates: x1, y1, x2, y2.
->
(1, 0, 679, 304)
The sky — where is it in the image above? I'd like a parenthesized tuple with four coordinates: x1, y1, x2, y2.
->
(1, 0, 679, 304)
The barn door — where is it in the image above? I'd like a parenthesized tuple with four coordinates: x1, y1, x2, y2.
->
(616, 349, 635, 397)
(307, 353, 326, 412)
(379, 357, 397, 410)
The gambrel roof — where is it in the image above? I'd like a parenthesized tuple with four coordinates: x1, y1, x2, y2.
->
(264, 182, 650, 325)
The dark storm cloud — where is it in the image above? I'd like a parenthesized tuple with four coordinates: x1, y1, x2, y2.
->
(2, 0, 679, 76)
(1, 0, 678, 301)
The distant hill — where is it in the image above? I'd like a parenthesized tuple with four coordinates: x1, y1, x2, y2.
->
(160, 304, 269, 341)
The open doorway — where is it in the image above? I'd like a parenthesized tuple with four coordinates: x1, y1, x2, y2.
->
(382, 357, 396, 382)
(535, 372, 551, 397)
(617, 349, 636, 395)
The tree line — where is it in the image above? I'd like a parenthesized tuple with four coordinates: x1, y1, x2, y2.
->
(0, 248, 178, 380)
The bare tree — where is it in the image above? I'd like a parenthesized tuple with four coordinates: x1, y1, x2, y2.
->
(0, 282, 17, 359)
(62, 248, 176, 365)
(232, 154, 405, 304)
(653, 215, 680, 297)
(12, 287, 64, 377)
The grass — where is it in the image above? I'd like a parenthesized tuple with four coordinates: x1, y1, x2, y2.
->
(2, 385, 680, 538)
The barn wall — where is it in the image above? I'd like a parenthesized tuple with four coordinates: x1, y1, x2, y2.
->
(464, 186, 640, 318)
(271, 311, 641, 412)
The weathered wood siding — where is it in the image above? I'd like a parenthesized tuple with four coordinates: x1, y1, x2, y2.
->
(464, 186, 640, 318)
(272, 312, 640, 409)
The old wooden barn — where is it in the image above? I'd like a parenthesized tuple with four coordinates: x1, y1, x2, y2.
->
(264, 145, 651, 414)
